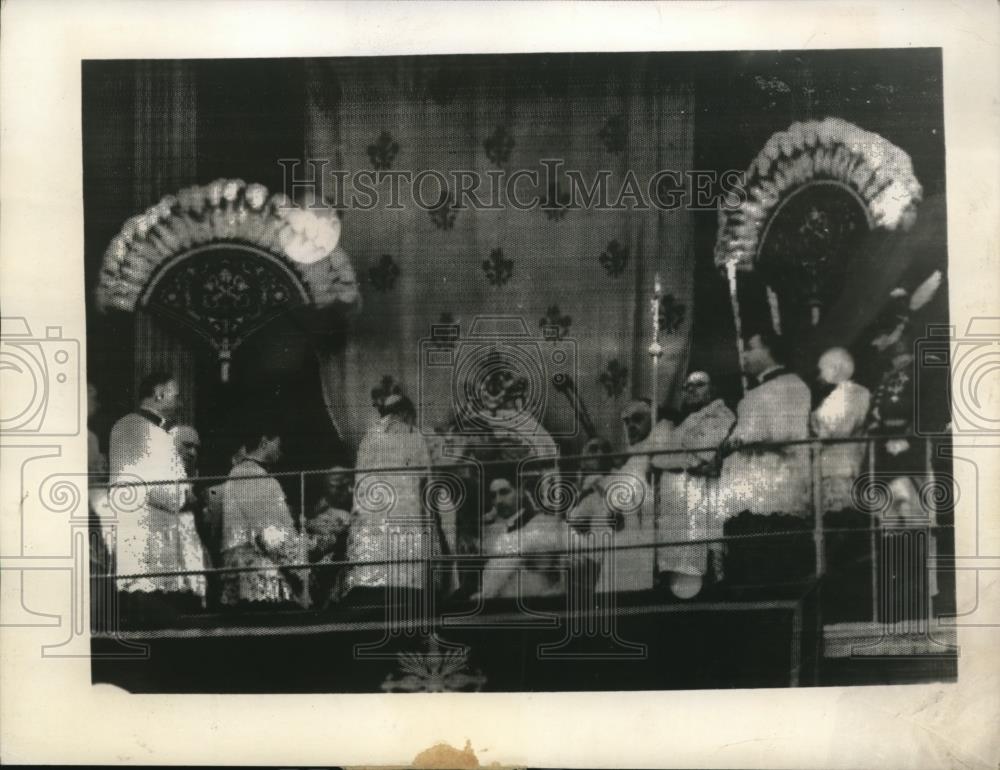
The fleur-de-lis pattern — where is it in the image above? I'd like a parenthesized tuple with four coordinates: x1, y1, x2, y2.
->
(599, 239, 629, 277)
(369, 254, 400, 291)
(598, 359, 629, 398)
(429, 190, 459, 230)
(657, 293, 687, 334)
(482, 247, 513, 287)
(483, 125, 515, 167)
(598, 114, 627, 154)
(539, 305, 572, 340)
(367, 131, 400, 171)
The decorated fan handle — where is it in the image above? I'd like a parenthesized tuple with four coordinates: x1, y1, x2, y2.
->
(726, 261, 749, 397)
(648, 273, 664, 428)
(219, 339, 232, 383)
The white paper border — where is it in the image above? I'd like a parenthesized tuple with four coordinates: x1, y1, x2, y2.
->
(1, 1, 998, 767)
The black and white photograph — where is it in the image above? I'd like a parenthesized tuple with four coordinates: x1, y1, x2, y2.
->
(82, 48, 956, 693)
(1, 2, 998, 767)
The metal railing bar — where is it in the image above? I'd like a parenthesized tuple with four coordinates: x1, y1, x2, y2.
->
(103, 523, 954, 582)
(90, 433, 930, 489)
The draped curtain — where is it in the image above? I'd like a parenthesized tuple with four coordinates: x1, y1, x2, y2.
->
(305, 56, 695, 455)
(87, 57, 696, 455)
(130, 61, 199, 426)
(83, 60, 199, 425)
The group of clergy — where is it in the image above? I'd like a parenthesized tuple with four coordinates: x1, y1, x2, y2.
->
(426, 328, 880, 603)
(587, 329, 874, 600)
(91, 326, 915, 622)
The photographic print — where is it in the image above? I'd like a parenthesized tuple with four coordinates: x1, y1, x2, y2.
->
(2, 3, 998, 768)
(81, 49, 957, 693)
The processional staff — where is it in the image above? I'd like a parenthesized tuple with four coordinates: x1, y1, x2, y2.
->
(648, 273, 663, 427)
(725, 259, 749, 397)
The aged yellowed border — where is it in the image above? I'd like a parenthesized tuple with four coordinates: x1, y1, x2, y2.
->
(1, 1, 998, 767)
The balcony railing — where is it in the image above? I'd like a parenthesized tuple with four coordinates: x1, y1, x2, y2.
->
(86, 434, 953, 633)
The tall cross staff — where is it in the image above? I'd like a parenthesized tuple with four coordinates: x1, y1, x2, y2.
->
(648, 273, 664, 427)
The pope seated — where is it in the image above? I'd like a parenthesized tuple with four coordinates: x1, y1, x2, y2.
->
(479, 476, 569, 601)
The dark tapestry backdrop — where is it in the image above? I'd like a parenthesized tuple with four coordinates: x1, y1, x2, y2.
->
(304, 55, 695, 449)
(82, 50, 946, 460)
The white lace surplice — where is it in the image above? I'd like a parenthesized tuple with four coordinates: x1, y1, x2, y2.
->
(591, 421, 672, 594)
(176, 510, 208, 598)
(109, 413, 198, 596)
(220, 459, 304, 605)
(655, 399, 736, 576)
(719, 373, 812, 518)
(810, 380, 871, 512)
(345, 417, 432, 592)
(481, 512, 568, 599)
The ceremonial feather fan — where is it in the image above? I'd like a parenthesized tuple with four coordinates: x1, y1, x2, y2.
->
(870, 269, 944, 352)
(908, 269, 944, 313)
(715, 117, 924, 270)
(95, 178, 361, 315)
